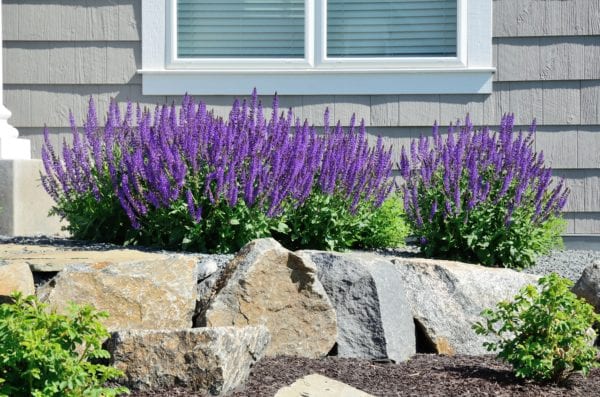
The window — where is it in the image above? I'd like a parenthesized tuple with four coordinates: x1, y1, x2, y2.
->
(177, 1, 306, 59)
(327, 0, 457, 58)
(141, 0, 493, 95)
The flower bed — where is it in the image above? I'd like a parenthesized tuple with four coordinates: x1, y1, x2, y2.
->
(26, 91, 600, 395)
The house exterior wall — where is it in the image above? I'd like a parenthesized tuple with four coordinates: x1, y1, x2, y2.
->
(2, 0, 600, 247)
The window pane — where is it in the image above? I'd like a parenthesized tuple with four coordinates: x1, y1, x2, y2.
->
(178, 0, 305, 58)
(327, 0, 457, 58)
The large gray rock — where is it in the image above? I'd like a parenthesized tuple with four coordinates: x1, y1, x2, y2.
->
(37, 256, 198, 331)
(301, 251, 415, 362)
(199, 238, 337, 358)
(573, 261, 600, 312)
(392, 257, 540, 355)
(106, 326, 270, 395)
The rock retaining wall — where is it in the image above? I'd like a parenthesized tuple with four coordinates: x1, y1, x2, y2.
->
(2, 238, 595, 393)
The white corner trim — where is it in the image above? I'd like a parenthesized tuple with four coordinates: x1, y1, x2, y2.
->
(141, 0, 494, 95)
(141, 0, 165, 70)
(0, 136, 31, 160)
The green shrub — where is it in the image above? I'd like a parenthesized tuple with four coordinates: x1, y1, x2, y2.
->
(0, 293, 128, 397)
(473, 273, 600, 384)
(272, 192, 409, 251)
(356, 194, 411, 250)
(399, 115, 569, 268)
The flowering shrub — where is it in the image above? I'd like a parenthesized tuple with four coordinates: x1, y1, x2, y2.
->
(399, 115, 569, 268)
(41, 90, 407, 253)
(473, 274, 600, 384)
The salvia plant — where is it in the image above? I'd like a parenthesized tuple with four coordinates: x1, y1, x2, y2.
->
(41, 90, 407, 253)
(399, 114, 569, 268)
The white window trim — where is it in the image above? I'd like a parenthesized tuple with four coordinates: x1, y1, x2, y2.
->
(140, 0, 494, 95)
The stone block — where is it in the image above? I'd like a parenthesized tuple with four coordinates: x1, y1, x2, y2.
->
(0, 243, 180, 273)
(107, 326, 270, 395)
(303, 251, 415, 363)
(0, 261, 34, 301)
(573, 261, 600, 312)
(0, 159, 64, 236)
(200, 238, 337, 358)
(37, 256, 198, 331)
(275, 374, 374, 397)
(392, 257, 539, 355)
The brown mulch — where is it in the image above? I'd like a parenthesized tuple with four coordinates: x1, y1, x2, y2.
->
(125, 354, 600, 397)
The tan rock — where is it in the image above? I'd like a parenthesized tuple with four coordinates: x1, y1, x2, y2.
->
(0, 261, 35, 300)
(0, 243, 179, 272)
(201, 238, 337, 358)
(392, 257, 540, 355)
(275, 374, 375, 397)
(37, 256, 198, 330)
(106, 326, 270, 395)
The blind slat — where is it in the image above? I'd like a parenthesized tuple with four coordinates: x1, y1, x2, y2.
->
(327, 0, 457, 58)
(177, 0, 304, 59)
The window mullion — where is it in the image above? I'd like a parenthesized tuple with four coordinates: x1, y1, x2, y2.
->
(306, 0, 316, 67)
(313, 0, 326, 68)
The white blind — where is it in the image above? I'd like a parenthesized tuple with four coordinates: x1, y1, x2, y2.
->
(327, 0, 457, 57)
(177, 0, 305, 58)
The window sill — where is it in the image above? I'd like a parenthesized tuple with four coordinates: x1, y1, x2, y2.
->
(139, 68, 495, 95)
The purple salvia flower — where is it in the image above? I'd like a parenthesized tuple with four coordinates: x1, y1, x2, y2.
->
(429, 200, 438, 222)
(186, 189, 202, 222)
(497, 168, 514, 201)
(444, 199, 453, 217)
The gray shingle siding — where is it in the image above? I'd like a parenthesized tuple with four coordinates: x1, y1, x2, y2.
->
(3, 0, 600, 245)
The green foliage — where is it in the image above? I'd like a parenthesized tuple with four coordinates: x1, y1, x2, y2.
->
(275, 192, 410, 251)
(61, 183, 409, 254)
(51, 188, 131, 244)
(356, 194, 411, 249)
(48, 172, 409, 256)
(420, 199, 566, 269)
(0, 293, 128, 397)
(473, 274, 600, 384)
(131, 200, 282, 254)
(275, 192, 364, 251)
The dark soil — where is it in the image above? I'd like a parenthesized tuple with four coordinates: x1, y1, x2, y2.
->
(126, 354, 600, 396)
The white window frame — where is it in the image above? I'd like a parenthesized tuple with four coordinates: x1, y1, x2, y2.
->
(140, 0, 494, 95)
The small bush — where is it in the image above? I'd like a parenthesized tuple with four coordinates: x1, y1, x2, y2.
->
(473, 273, 600, 384)
(0, 293, 128, 397)
(356, 194, 411, 250)
(42, 90, 407, 253)
(398, 115, 568, 268)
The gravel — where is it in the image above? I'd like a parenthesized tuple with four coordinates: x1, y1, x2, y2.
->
(2, 235, 599, 283)
(525, 250, 600, 282)
(368, 244, 600, 283)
